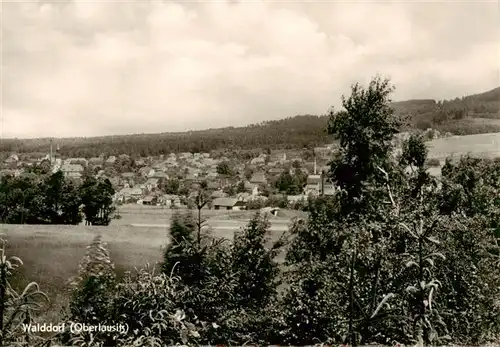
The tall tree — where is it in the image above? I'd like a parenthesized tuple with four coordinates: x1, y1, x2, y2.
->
(80, 177, 115, 226)
(231, 213, 286, 309)
(43, 171, 82, 224)
(327, 76, 401, 215)
(43, 171, 65, 223)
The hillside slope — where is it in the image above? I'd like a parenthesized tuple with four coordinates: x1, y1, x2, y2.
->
(1, 87, 498, 157)
(393, 87, 500, 131)
(1, 115, 331, 158)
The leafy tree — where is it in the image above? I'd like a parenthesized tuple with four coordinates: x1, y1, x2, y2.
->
(399, 134, 428, 168)
(223, 184, 236, 196)
(216, 161, 233, 176)
(41, 171, 82, 224)
(114, 156, 134, 173)
(236, 181, 246, 193)
(57, 180, 82, 225)
(199, 180, 208, 190)
(440, 156, 500, 219)
(266, 194, 288, 208)
(259, 184, 273, 197)
(27, 160, 51, 175)
(178, 185, 189, 197)
(163, 178, 180, 195)
(244, 167, 254, 181)
(327, 76, 401, 215)
(41, 172, 64, 223)
(162, 212, 206, 287)
(67, 235, 116, 341)
(435, 157, 500, 343)
(283, 78, 443, 346)
(231, 213, 286, 309)
(79, 177, 115, 226)
(275, 171, 306, 195)
(275, 171, 295, 194)
(81, 165, 94, 180)
(0, 175, 45, 224)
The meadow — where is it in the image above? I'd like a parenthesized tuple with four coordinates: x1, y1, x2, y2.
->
(3, 224, 165, 322)
(426, 132, 500, 161)
(2, 207, 298, 323)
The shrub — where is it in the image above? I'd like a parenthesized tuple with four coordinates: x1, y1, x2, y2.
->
(279, 259, 345, 345)
(66, 235, 116, 346)
(426, 158, 441, 167)
(230, 213, 287, 309)
(109, 266, 200, 347)
(162, 212, 204, 287)
(266, 194, 288, 208)
(161, 211, 236, 344)
(436, 215, 500, 344)
(246, 198, 266, 210)
(0, 235, 49, 346)
(66, 235, 202, 347)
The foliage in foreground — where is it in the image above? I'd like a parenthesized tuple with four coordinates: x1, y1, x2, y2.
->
(1, 77, 500, 346)
(0, 235, 48, 347)
(63, 162, 500, 346)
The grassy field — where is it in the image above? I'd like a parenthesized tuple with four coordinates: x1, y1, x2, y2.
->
(114, 205, 257, 225)
(2, 209, 295, 322)
(427, 132, 500, 161)
(114, 204, 305, 225)
(3, 224, 168, 321)
(470, 117, 500, 126)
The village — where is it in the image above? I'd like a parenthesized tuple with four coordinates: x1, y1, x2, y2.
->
(0, 129, 460, 214)
(0, 144, 341, 212)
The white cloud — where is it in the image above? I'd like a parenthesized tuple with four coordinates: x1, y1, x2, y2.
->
(2, 0, 499, 138)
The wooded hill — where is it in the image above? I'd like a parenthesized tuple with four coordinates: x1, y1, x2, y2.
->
(2, 87, 498, 158)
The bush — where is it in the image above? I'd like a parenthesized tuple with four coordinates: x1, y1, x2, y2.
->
(109, 266, 200, 346)
(246, 198, 267, 210)
(266, 194, 288, 208)
(65, 235, 116, 345)
(426, 158, 441, 167)
(230, 213, 286, 310)
(66, 235, 201, 347)
(0, 235, 49, 346)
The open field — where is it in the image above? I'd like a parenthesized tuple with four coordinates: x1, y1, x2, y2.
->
(427, 132, 500, 161)
(470, 117, 500, 126)
(113, 204, 306, 225)
(3, 225, 165, 304)
(2, 211, 295, 320)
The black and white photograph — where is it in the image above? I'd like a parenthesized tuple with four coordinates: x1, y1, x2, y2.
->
(0, 0, 499, 346)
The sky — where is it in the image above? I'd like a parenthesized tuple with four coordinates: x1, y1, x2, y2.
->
(1, 0, 499, 139)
